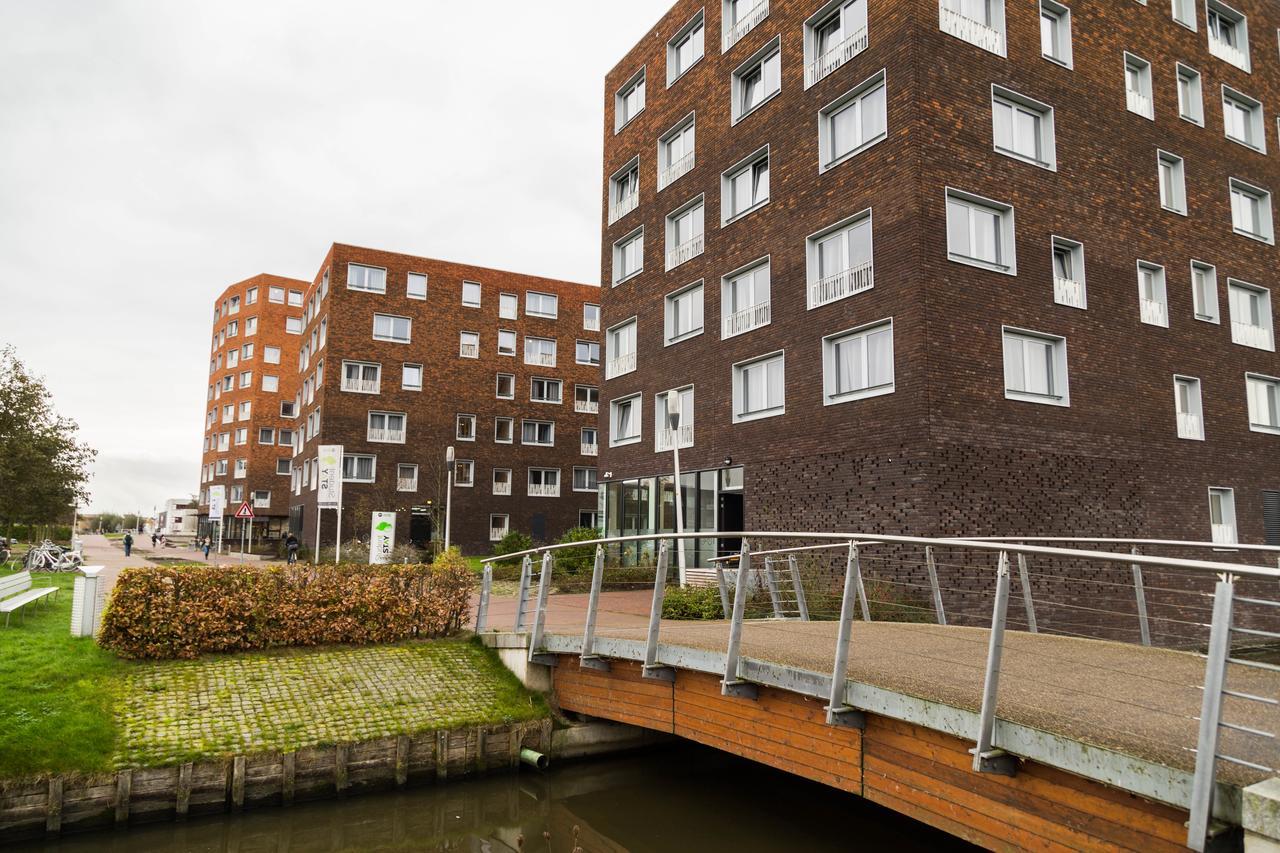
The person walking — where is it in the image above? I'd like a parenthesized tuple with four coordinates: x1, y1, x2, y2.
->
(285, 532, 299, 565)
(150, 532, 157, 548)
(123, 532, 133, 557)
(203, 537, 212, 561)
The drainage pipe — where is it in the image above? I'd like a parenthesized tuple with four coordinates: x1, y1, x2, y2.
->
(519, 748, 549, 770)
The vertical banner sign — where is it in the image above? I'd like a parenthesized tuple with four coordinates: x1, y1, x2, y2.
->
(208, 486, 226, 521)
(317, 445, 343, 509)
(370, 512, 396, 564)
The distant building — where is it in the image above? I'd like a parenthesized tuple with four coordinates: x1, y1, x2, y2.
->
(157, 498, 199, 539)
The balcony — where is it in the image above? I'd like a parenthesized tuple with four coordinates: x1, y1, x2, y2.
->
(666, 233, 705, 270)
(1209, 36, 1248, 71)
(575, 399, 599, 414)
(1126, 89, 1151, 118)
(367, 428, 405, 443)
(1177, 412, 1203, 440)
(1140, 298, 1168, 327)
(656, 423, 694, 452)
(609, 191, 638, 224)
(529, 352, 556, 367)
(459, 343, 477, 358)
(606, 352, 637, 379)
(252, 497, 271, 509)
(490, 526, 509, 542)
(342, 378, 379, 394)
(493, 481, 511, 496)
(1232, 321, 1273, 350)
(1054, 277, 1086, 309)
(580, 441, 598, 457)
(723, 0, 768, 51)
(809, 260, 874, 308)
(937, 1, 1004, 55)
(529, 483, 560, 498)
(1212, 523, 1236, 545)
(722, 300, 771, 338)
(659, 152, 695, 190)
(804, 27, 869, 88)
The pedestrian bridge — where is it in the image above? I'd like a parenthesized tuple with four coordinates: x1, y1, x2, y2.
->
(476, 532, 1280, 852)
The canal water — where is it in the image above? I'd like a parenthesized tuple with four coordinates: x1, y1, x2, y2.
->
(15, 744, 973, 852)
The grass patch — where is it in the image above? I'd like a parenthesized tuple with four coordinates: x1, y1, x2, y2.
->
(0, 570, 125, 778)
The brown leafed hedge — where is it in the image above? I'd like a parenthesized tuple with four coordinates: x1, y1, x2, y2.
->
(98, 551, 475, 660)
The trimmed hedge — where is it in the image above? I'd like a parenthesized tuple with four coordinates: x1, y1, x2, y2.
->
(99, 550, 475, 660)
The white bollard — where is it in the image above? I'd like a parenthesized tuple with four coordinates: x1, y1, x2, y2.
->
(71, 565, 105, 637)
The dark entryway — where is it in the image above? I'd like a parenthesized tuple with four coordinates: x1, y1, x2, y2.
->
(410, 510, 433, 548)
(718, 492, 744, 557)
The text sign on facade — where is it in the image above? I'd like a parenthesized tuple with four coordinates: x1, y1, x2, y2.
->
(370, 512, 396, 565)
(317, 445, 343, 509)
(234, 502, 254, 519)
(208, 485, 226, 519)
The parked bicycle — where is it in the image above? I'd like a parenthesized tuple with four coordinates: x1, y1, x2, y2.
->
(23, 540, 83, 572)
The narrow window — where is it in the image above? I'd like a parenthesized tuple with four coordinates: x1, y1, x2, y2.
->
(655, 386, 695, 450)
(1039, 1, 1072, 66)
(1051, 237, 1086, 309)
(1209, 487, 1237, 544)
(584, 303, 601, 331)
(499, 292, 518, 320)
(666, 196, 706, 269)
(819, 71, 888, 170)
(1002, 328, 1069, 406)
(668, 11, 705, 85)
(1247, 374, 1280, 434)
(613, 228, 645, 284)
(609, 157, 640, 223)
(1191, 261, 1219, 323)
(733, 352, 785, 422)
(732, 38, 781, 123)
(807, 210, 874, 308)
(666, 281, 705, 344)
(721, 259, 771, 338)
(1177, 64, 1203, 125)
(1174, 376, 1205, 440)
(615, 68, 646, 132)
(406, 273, 427, 300)
(1124, 53, 1153, 120)
(462, 280, 481, 307)
(606, 319, 638, 378)
(1158, 151, 1187, 214)
(1138, 261, 1169, 327)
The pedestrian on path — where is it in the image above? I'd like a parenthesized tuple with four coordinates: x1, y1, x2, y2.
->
(203, 537, 212, 561)
(150, 532, 157, 548)
(285, 533, 299, 564)
(123, 532, 133, 556)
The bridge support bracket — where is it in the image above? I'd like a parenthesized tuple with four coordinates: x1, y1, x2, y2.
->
(529, 653, 559, 667)
(721, 680, 758, 700)
(970, 748, 1018, 777)
(641, 664, 675, 682)
(824, 706, 866, 730)
(578, 655, 610, 672)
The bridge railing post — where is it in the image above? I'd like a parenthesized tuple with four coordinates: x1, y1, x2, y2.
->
(1016, 553, 1038, 634)
(1130, 546, 1152, 647)
(579, 545, 609, 671)
(763, 557, 783, 618)
(788, 554, 810, 622)
(527, 552, 554, 664)
(925, 546, 946, 626)
(642, 541, 674, 681)
(513, 555, 533, 632)
(475, 564, 493, 633)
(716, 563, 731, 618)
(1187, 575, 1236, 852)
(721, 539, 757, 698)
(971, 551, 1016, 776)
(825, 541, 865, 729)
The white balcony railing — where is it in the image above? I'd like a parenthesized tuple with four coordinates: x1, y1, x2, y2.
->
(1054, 277, 1086, 309)
(938, 1, 1004, 55)
(1212, 523, 1237, 545)
(804, 27, 869, 88)
(342, 378, 379, 394)
(1209, 37, 1248, 71)
(253, 497, 271, 509)
(1177, 412, 1203, 440)
(656, 423, 695, 452)
(397, 477, 417, 491)
(581, 441, 598, 457)
(368, 428, 405, 443)
(609, 191, 639, 224)
(530, 352, 556, 367)
(1126, 89, 1151, 117)
(493, 481, 511, 496)
(666, 233, 705, 270)
(722, 300, 771, 338)
(490, 526, 508, 541)
(459, 343, 477, 358)
(1140, 298, 1168, 327)
(606, 352, 637, 379)
(575, 400, 599, 414)
(1232, 321, 1273, 350)
(529, 483, 560, 498)
(723, 0, 769, 51)
(659, 152, 695, 190)
(809, 261, 874, 307)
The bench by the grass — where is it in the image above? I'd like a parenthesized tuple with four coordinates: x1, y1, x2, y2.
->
(0, 571, 59, 626)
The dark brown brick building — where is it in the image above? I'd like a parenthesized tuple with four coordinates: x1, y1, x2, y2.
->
(598, 0, 1280, 572)
(197, 274, 308, 545)
(287, 244, 602, 556)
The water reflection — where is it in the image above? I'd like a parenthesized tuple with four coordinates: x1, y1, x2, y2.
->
(16, 744, 971, 852)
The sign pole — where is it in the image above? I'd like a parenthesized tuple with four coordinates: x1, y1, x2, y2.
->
(316, 445, 344, 566)
(314, 507, 322, 564)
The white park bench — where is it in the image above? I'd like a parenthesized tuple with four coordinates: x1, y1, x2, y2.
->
(0, 571, 59, 626)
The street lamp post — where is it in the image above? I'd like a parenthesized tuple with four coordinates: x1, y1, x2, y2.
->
(667, 395, 688, 586)
(444, 445, 455, 552)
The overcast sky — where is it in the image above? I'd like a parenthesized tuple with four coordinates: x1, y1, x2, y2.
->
(0, 0, 669, 513)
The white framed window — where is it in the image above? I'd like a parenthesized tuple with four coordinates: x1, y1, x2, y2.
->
(239, 370, 252, 388)
(497, 329, 516, 357)
(1209, 487, 1237, 544)
(1192, 261, 1220, 323)
(489, 514, 510, 541)
(241, 343, 254, 360)
(227, 350, 240, 369)
(1138, 261, 1169, 327)
(528, 468, 559, 498)
(573, 467, 598, 493)
(499, 292, 518, 320)
(235, 427, 248, 446)
(584, 303, 600, 332)
(609, 157, 640, 223)
(668, 11, 705, 85)
(495, 417, 514, 444)
(658, 115, 696, 192)
(613, 228, 644, 285)
(1207, 0, 1250, 72)
(285, 317, 303, 335)
(1002, 327, 1069, 406)
(666, 280, 705, 344)
(530, 377, 562, 404)
(733, 351, 785, 422)
(1248, 373, 1280, 434)
(264, 345, 281, 364)
(721, 258, 771, 338)
(581, 427, 598, 456)
(233, 460, 247, 480)
(245, 286, 257, 305)
(606, 318, 638, 379)
(268, 286, 284, 304)
(342, 361, 381, 394)
(731, 37, 781, 124)
(1177, 64, 1204, 125)
(462, 280, 481, 307)
(804, 0, 868, 88)
(722, 147, 769, 223)
(238, 401, 252, 421)
(262, 375, 279, 392)
(407, 272, 427, 300)
(615, 67, 646, 132)
(278, 428, 293, 447)
(216, 458, 228, 475)
(244, 317, 257, 336)
(496, 373, 515, 399)
(492, 469, 512, 495)
(1175, 376, 1205, 440)
(807, 210, 873, 308)
(521, 419, 555, 446)
(280, 401, 296, 418)
(372, 314, 411, 343)
(945, 188, 1016, 275)
(368, 412, 406, 444)
(402, 363, 422, 391)
(1051, 237, 1086, 309)
(939, 0, 1007, 56)
(1171, 0, 1196, 29)
(456, 413, 476, 441)
(397, 464, 418, 492)
(654, 386, 695, 451)
(1222, 87, 1265, 153)
(1230, 178, 1275, 244)
(454, 460, 474, 488)
(610, 394, 642, 446)
(287, 290, 303, 307)
(576, 340, 601, 365)
(1124, 53, 1154, 119)
(527, 291, 558, 319)
(347, 263, 386, 293)
(524, 336, 556, 367)
(1039, 1, 1072, 67)
(666, 195, 706, 269)
(823, 319, 894, 405)
(259, 427, 275, 445)
(992, 86, 1056, 170)
(1158, 151, 1187, 214)
(818, 70, 887, 171)
(576, 384, 600, 414)
(276, 458, 291, 476)
(459, 331, 480, 359)
(723, 0, 769, 51)
(1228, 280, 1274, 350)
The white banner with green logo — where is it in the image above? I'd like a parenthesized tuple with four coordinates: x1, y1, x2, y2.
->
(370, 511, 396, 564)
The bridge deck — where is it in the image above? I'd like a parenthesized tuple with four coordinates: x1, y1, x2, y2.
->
(564, 619, 1280, 789)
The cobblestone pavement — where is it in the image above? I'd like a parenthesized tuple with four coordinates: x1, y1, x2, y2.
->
(115, 640, 536, 767)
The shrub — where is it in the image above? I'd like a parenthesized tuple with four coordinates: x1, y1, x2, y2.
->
(553, 526, 601, 576)
(491, 531, 533, 566)
(98, 549, 475, 660)
(662, 585, 725, 620)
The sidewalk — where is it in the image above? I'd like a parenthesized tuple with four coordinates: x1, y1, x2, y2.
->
(79, 534, 277, 594)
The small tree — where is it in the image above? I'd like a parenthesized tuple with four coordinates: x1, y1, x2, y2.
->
(554, 526, 601, 576)
(491, 530, 533, 565)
